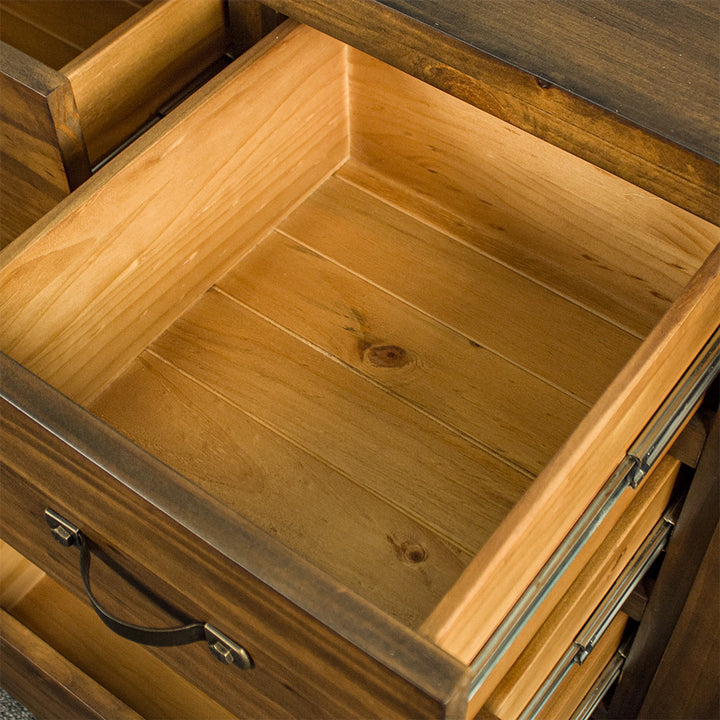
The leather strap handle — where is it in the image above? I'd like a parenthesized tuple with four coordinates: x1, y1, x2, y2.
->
(45, 508, 253, 668)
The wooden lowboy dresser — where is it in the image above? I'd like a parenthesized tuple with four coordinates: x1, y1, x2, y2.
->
(1, 2, 718, 719)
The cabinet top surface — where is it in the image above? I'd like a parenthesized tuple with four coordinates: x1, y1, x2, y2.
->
(378, 0, 719, 162)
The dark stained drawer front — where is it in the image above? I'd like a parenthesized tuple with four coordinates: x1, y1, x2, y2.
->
(0, 357, 468, 720)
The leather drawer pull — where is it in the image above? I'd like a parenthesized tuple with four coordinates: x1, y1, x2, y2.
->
(44, 508, 253, 669)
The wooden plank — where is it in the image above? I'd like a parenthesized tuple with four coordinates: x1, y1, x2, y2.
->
(150, 287, 533, 554)
(421, 244, 720, 665)
(219, 230, 588, 475)
(1, 1, 139, 53)
(0, 22, 348, 405)
(0, 356, 469, 719)
(486, 455, 680, 719)
(377, 1, 720, 165)
(263, 0, 719, 224)
(0, 8, 79, 68)
(345, 47, 718, 338)
(279, 174, 641, 404)
(0, 609, 143, 720)
(0, 42, 90, 249)
(5, 578, 238, 720)
(62, 0, 230, 165)
(89, 351, 472, 629)
(607, 409, 720, 717)
(639, 521, 720, 720)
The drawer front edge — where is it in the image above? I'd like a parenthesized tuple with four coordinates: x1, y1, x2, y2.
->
(0, 352, 468, 719)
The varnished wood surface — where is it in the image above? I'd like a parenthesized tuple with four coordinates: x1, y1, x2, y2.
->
(0, 1, 141, 69)
(0, 609, 143, 720)
(90, 350, 473, 629)
(639, 521, 720, 719)
(0, 42, 90, 249)
(219, 229, 588, 474)
(0, 353, 469, 719)
(0, 22, 348, 405)
(422, 244, 720, 665)
(283, 173, 642, 403)
(345, 44, 718, 341)
(62, 0, 231, 165)
(485, 455, 680, 719)
(265, 0, 720, 222)
(379, 0, 720, 164)
(1, 545, 238, 720)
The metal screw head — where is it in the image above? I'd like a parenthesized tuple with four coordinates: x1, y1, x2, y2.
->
(209, 640, 235, 665)
(50, 525, 75, 546)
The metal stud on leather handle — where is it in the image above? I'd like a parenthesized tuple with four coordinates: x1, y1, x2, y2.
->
(44, 508, 253, 669)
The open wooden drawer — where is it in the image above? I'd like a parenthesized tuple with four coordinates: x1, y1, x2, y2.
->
(1, 20, 719, 719)
(0, 0, 276, 248)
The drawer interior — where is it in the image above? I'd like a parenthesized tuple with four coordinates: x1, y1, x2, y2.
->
(0, 540, 236, 719)
(1, 21, 717, 636)
(0, 0, 149, 70)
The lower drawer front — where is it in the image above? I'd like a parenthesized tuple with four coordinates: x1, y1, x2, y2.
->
(533, 612, 629, 720)
(483, 451, 680, 720)
(0, 608, 139, 720)
(0, 393, 462, 720)
(0, 542, 235, 720)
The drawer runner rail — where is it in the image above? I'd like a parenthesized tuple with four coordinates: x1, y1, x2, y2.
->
(469, 325, 720, 699)
(567, 639, 631, 720)
(516, 503, 678, 720)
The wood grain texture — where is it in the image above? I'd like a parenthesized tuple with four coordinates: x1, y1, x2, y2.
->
(264, 0, 720, 223)
(62, 0, 231, 165)
(346, 48, 718, 339)
(4, 573, 238, 720)
(379, 0, 720, 164)
(280, 174, 640, 405)
(486, 455, 680, 719)
(89, 351, 471, 629)
(149, 287, 532, 555)
(0, 22, 348, 406)
(0, 609, 143, 720)
(1, 1, 141, 62)
(0, 7, 78, 68)
(422, 244, 720, 665)
(0, 42, 90, 249)
(0, 355, 469, 719)
(219, 230, 587, 476)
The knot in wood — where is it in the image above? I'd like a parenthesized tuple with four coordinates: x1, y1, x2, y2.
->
(402, 542, 428, 564)
(365, 344, 410, 368)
